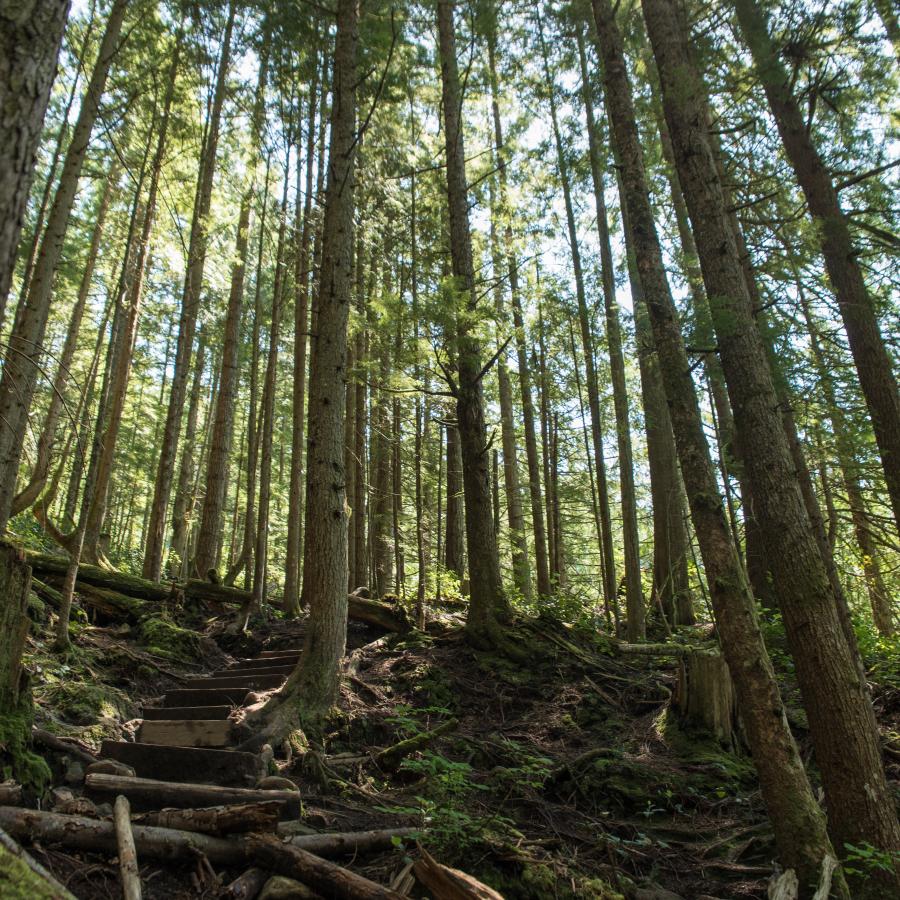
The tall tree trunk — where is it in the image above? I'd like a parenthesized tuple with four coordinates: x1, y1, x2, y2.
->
(284, 58, 318, 612)
(801, 294, 895, 635)
(538, 16, 623, 625)
(251, 171, 289, 615)
(352, 246, 368, 593)
(12, 164, 117, 516)
(443, 421, 465, 583)
(227, 159, 271, 588)
(591, 0, 845, 892)
(0, 0, 70, 324)
(170, 331, 207, 576)
(487, 33, 551, 599)
(270, 0, 358, 728)
(194, 38, 268, 579)
(0, 0, 126, 536)
(641, 0, 900, 885)
(437, 0, 510, 645)
(489, 190, 531, 601)
(732, 0, 900, 533)
(576, 27, 645, 636)
(143, 1, 235, 580)
(536, 301, 556, 586)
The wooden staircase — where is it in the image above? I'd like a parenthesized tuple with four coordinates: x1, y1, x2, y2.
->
(88, 648, 301, 809)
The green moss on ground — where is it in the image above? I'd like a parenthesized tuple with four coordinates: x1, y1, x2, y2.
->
(37, 680, 134, 725)
(0, 844, 62, 899)
(138, 613, 202, 662)
(0, 696, 51, 791)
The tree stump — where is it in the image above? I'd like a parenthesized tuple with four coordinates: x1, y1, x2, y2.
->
(673, 649, 739, 749)
(0, 542, 48, 787)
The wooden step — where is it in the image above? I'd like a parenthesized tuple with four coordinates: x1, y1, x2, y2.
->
(163, 688, 254, 708)
(181, 673, 285, 691)
(142, 705, 231, 721)
(212, 665, 295, 678)
(85, 773, 302, 817)
(228, 654, 300, 670)
(258, 649, 302, 659)
(137, 719, 233, 748)
(100, 741, 261, 786)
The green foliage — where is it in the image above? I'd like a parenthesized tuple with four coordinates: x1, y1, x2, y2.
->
(0, 844, 62, 899)
(36, 680, 133, 726)
(842, 842, 900, 879)
(0, 697, 51, 792)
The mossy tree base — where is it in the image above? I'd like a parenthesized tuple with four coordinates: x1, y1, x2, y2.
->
(0, 543, 49, 790)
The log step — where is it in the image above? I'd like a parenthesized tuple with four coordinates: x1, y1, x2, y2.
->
(214, 664, 296, 678)
(181, 673, 285, 691)
(85, 773, 302, 817)
(142, 705, 231, 721)
(100, 741, 261, 786)
(163, 688, 254, 707)
(137, 720, 234, 748)
(257, 649, 301, 659)
(227, 654, 300, 670)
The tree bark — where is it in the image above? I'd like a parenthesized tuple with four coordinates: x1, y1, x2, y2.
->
(591, 0, 845, 892)
(486, 31, 551, 599)
(641, 0, 899, 887)
(0, 0, 125, 536)
(265, 0, 358, 729)
(0, 0, 70, 324)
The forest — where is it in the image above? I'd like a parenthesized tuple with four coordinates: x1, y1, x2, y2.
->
(0, 0, 898, 897)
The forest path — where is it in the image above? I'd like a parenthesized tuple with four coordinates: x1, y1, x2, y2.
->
(87, 645, 304, 814)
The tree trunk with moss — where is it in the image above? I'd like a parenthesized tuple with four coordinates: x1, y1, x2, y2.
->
(260, 0, 358, 732)
(641, 0, 899, 889)
(592, 0, 845, 892)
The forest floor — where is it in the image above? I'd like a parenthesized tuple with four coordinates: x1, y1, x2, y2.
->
(18, 596, 900, 899)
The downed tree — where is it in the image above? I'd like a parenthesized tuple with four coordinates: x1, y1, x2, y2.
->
(244, 833, 403, 899)
(413, 847, 504, 900)
(0, 807, 408, 898)
(329, 719, 460, 773)
(85, 773, 302, 818)
(26, 550, 413, 633)
(114, 795, 141, 900)
(133, 800, 281, 835)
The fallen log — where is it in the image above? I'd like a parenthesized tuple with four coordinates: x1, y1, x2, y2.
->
(0, 784, 22, 806)
(348, 595, 412, 634)
(33, 728, 97, 765)
(133, 801, 281, 836)
(284, 828, 420, 856)
(0, 807, 406, 898)
(85, 773, 302, 818)
(376, 718, 458, 771)
(27, 551, 413, 633)
(24, 552, 175, 602)
(0, 825, 77, 899)
(413, 847, 504, 899)
(222, 867, 268, 900)
(114, 796, 141, 900)
(244, 832, 403, 900)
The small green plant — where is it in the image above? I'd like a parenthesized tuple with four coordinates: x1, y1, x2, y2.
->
(843, 842, 899, 878)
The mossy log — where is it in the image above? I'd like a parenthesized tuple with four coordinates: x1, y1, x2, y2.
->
(0, 825, 77, 899)
(26, 550, 413, 633)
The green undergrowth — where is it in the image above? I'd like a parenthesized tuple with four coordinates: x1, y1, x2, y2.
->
(0, 691, 51, 791)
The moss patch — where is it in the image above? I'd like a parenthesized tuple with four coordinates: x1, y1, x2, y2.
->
(36, 680, 134, 726)
(0, 694, 51, 791)
(138, 614, 201, 662)
(0, 844, 61, 899)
